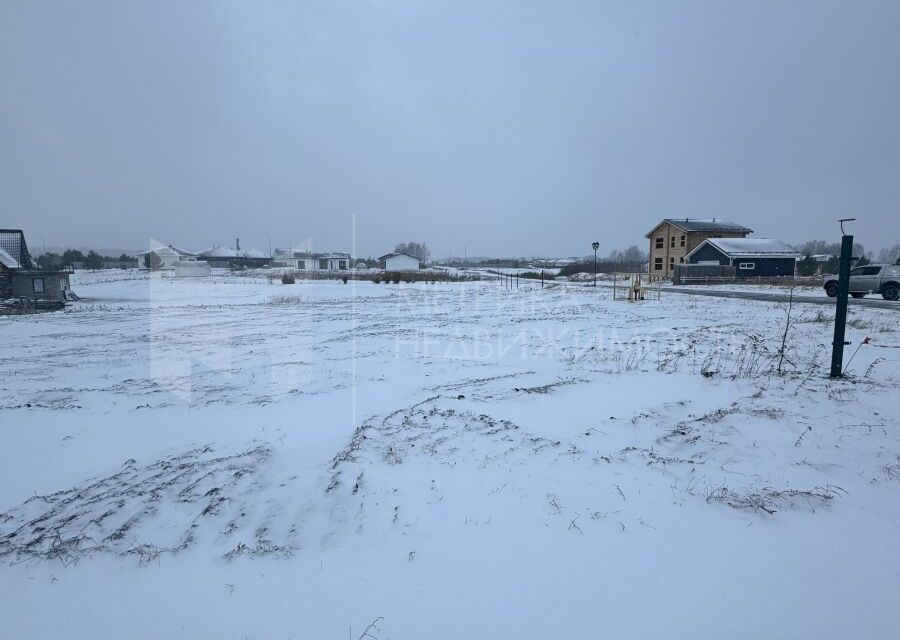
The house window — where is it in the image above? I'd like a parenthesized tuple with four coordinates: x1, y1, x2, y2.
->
(339, 261, 347, 270)
(738, 262, 755, 270)
(679, 256, 685, 263)
(680, 235, 686, 247)
(33, 278, 45, 293)
(670, 236, 676, 248)
(319, 259, 328, 269)
(669, 257, 675, 268)
(654, 257, 663, 270)
(655, 237, 664, 249)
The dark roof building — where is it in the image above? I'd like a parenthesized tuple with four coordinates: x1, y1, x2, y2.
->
(686, 238, 800, 278)
(197, 245, 271, 269)
(648, 218, 753, 235)
(0, 229, 73, 307)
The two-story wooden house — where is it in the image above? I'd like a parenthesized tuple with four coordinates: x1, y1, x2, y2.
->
(645, 218, 752, 276)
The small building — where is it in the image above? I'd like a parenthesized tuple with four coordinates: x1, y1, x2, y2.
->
(135, 244, 199, 269)
(646, 218, 753, 276)
(686, 238, 800, 277)
(379, 252, 420, 271)
(0, 229, 73, 304)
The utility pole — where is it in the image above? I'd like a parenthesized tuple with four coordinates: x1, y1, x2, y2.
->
(592, 242, 599, 287)
(830, 218, 856, 378)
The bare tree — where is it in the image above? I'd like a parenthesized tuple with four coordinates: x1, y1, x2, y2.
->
(394, 242, 431, 263)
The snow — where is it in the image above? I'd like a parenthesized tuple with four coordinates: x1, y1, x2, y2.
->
(1, 271, 899, 639)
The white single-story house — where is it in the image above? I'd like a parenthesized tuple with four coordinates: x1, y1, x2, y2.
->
(271, 249, 350, 270)
(379, 252, 420, 271)
(135, 245, 199, 269)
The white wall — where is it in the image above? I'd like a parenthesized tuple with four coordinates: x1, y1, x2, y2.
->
(173, 261, 211, 277)
(385, 254, 420, 271)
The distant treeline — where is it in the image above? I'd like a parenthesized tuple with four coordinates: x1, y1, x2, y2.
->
(793, 241, 900, 276)
(458, 245, 648, 272)
(35, 250, 137, 270)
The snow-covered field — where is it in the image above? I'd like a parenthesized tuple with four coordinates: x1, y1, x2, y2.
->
(1, 270, 898, 639)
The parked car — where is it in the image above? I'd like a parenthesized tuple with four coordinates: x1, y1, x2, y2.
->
(824, 264, 900, 300)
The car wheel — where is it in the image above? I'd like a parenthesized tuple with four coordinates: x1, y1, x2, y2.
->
(882, 283, 899, 301)
(850, 292, 866, 299)
(825, 283, 838, 297)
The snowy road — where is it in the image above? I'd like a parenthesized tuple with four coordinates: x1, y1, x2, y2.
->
(656, 285, 900, 310)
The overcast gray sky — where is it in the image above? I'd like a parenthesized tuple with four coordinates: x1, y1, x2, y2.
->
(2, 1, 898, 257)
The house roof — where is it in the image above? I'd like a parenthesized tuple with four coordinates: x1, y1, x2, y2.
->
(241, 248, 269, 259)
(0, 229, 33, 269)
(379, 252, 419, 261)
(646, 218, 753, 237)
(198, 245, 239, 258)
(196, 246, 269, 259)
(135, 244, 197, 257)
(0, 247, 20, 269)
(687, 238, 800, 260)
(273, 249, 348, 259)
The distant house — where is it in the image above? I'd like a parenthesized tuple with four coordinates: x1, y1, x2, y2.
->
(271, 249, 350, 270)
(686, 238, 800, 277)
(646, 219, 752, 276)
(379, 252, 420, 271)
(0, 229, 73, 303)
(135, 244, 199, 269)
(197, 245, 271, 269)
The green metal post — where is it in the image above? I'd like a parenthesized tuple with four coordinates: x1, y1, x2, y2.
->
(830, 234, 854, 377)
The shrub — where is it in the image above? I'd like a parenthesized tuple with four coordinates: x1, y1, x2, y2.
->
(281, 274, 296, 284)
(143, 251, 162, 270)
(518, 271, 555, 280)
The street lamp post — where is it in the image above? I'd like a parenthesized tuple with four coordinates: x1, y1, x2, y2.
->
(262, 232, 272, 258)
(464, 241, 471, 267)
(592, 242, 599, 287)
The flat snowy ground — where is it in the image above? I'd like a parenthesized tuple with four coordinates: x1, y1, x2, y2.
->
(1, 271, 898, 639)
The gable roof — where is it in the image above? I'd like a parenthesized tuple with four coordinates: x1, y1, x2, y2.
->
(686, 237, 800, 260)
(0, 247, 20, 269)
(379, 252, 419, 261)
(646, 218, 753, 237)
(134, 245, 197, 257)
(240, 248, 269, 259)
(197, 245, 239, 258)
(0, 229, 34, 269)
